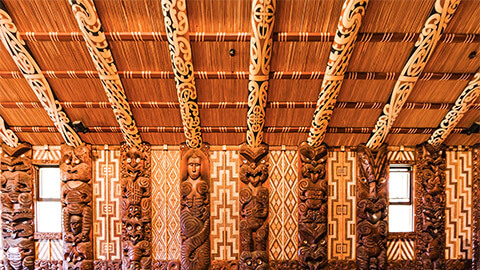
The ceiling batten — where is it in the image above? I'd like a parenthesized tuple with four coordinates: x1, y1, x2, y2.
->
(0, 115, 18, 147)
(0, 1, 82, 147)
(161, 0, 203, 149)
(69, 0, 142, 147)
(366, 0, 461, 149)
(307, 0, 369, 148)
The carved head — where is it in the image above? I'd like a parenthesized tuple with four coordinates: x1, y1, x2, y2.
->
(70, 215, 82, 236)
(240, 160, 268, 187)
(5, 238, 34, 268)
(60, 144, 91, 182)
(299, 142, 327, 184)
(125, 147, 145, 175)
(357, 144, 388, 200)
(1, 171, 31, 204)
(240, 251, 268, 270)
(1, 143, 32, 173)
(180, 147, 209, 183)
(124, 218, 144, 244)
(187, 155, 201, 180)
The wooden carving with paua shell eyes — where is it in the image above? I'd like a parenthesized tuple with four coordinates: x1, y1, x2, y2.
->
(239, 142, 269, 270)
(60, 143, 93, 270)
(1, 142, 34, 270)
(356, 143, 388, 270)
(120, 142, 152, 270)
(297, 142, 328, 269)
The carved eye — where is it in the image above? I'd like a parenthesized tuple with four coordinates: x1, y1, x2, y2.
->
(246, 260, 252, 266)
(379, 178, 386, 184)
(4, 154, 7, 157)
(21, 154, 24, 157)
(361, 178, 367, 183)
(136, 225, 141, 231)
(127, 225, 133, 230)
(136, 158, 141, 163)
(74, 159, 80, 164)
(257, 259, 263, 265)
(66, 159, 70, 164)
(127, 158, 132, 163)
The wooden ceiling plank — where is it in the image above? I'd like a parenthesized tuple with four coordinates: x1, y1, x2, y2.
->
(161, 0, 203, 149)
(0, 1, 82, 147)
(366, 0, 461, 149)
(307, 0, 369, 148)
(0, 115, 18, 147)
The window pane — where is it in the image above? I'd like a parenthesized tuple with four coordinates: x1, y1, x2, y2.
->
(389, 168, 410, 203)
(39, 167, 61, 199)
(389, 205, 413, 232)
(36, 201, 62, 233)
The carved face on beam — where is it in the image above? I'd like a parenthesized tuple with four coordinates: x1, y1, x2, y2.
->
(187, 155, 201, 180)
(60, 145, 91, 182)
(240, 159, 268, 188)
(124, 218, 144, 245)
(239, 251, 268, 270)
(1, 172, 31, 205)
(125, 147, 146, 175)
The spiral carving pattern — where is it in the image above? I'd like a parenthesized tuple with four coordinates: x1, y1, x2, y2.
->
(0, 115, 17, 147)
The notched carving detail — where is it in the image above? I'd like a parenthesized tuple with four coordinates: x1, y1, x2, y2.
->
(211, 260, 239, 270)
(93, 260, 122, 270)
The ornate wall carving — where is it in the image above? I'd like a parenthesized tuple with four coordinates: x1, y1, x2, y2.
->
(93, 260, 122, 270)
(60, 144, 93, 270)
(120, 143, 152, 269)
(211, 260, 238, 270)
(1, 143, 34, 270)
(356, 144, 388, 270)
(415, 142, 446, 269)
(239, 143, 269, 270)
(151, 260, 180, 270)
(179, 144, 210, 270)
(34, 260, 62, 270)
(297, 142, 328, 269)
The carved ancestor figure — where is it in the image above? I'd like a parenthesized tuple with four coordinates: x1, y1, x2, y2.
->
(356, 144, 388, 270)
(297, 142, 328, 269)
(239, 143, 269, 270)
(120, 143, 152, 270)
(60, 144, 93, 270)
(415, 142, 446, 270)
(1, 143, 34, 270)
(179, 144, 210, 270)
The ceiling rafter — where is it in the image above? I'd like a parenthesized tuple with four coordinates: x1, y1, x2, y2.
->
(0, 1, 82, 147)
(161, 0, 202, 149)
(307, 0, 369, 148)
(366, 0, 461, 149)
(246, 0, 276, 147)
(0, 115, 18, 147)
(69, 0, 142, 147)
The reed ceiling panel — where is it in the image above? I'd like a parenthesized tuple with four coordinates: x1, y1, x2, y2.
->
(456, 110, 480, 128)
(187, 0, 250, 32)
(329, 108, 382, 128)
(17, 133, 62, 145)
(122, 79, 178, 102)
(264, 133, 307, 146)
(191, 42, 249, 71)
(130, 108, 182, 127)
(109, 41, 172, 71)
(324, 134, 370, 147)
(78, 133, 125, 145)
(199, 109, 247, 126)
(26, 41, 96, 70)
(61, 108, 118, 127)
(407, 81, 472, 103)
(271, 42, 331, 71)
(0, 80, 41, 102)
(385, 134, 430, 146)
(424, 43, 480, 73)
(196, 79, 248, 102)
(0, 108, 53, 126)
(47, 79, 108, 102)
(0, 46, 19, 70)
(444, 134, 480, 146)
(140, 133, 188, 145)
(393, 109, 447, 128)
(444, 0, 480, 34)
(337, 80, 397, 102)
(264, 108, 315, 127)
(268, 80, 322, 102)
(348, 42, 414, 72)
(202, 133, 246, 146)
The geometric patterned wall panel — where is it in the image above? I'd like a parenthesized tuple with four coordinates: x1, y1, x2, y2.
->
(93, 148, 122, 260)
(151, 149, 181, 260)
(33, 146, 61, 164)
(327, 150, 356, 260)
(387, 148, 415, 163)
(445, 150, 473, 259)
(269, 150, 298, 261)
(211, 150, 240, 260)
(387, 239, 414, 260)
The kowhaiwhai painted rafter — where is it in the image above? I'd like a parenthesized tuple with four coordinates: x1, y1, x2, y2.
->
(307, 0, 369, 148)
(0, 1, 82, 146)
(161, 0, 203, 149)
(69, 0, 142, 147)
(0, 115, 18, 147)
(366, 0, 461, 149)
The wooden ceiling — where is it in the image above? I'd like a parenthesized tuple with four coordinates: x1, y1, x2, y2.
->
(1, 0, 480, 146)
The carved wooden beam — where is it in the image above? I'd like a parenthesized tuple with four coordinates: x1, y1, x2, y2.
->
(307, 0, 368, 148)
(1, 142, 35, 270)
(356, 143, 388, 270)
(0, 115, 18, 147)
(246, 0, 276, 147)
(120, 142, 152, 269)
(179, 143, 210, 270)
(473, 145, 480, 269)
(415, 142, 446, 269)
(428, 73, 480, 146)
(366, 0, 460, 149)
(69, 0, 142, 147)
(161, 0, 203, 149)
(60, 144, 93, 270)
(0, 2, 82, 146)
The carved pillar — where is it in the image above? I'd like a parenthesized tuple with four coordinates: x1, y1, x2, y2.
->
(356, 144, 388, 270)
(120, 143, 152, 270)
(238, 143, 269, 270)
(473, 144, 480, 269)
(415, 142, 446, 269)
(179, 144, 210, 270)
(60, 144, 93, 270)
(1, 143, 34, 270)
(297, 142, 328, 269)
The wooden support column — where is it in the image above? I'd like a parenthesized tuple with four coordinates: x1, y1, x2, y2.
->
(120, 143, 152, 269)
(60, 144, 93, 270)
(356, 144, 388, 270)
(1, 143, 34, 270)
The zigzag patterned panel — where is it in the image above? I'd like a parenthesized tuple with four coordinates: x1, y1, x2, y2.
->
(269, 150, 298, 260)
(387, 239, 414, 260)
(211, 150, 240, 260)
(445, 150, 473, 259)
(327, 150, 356, 260)
(151, 149, 181, 260)
(36, 240, 49, 260)
(387, 149, 415, 163)
(33, 147, 61, 164)
(50, 240, 62, 260)
(93, 148, 122, 260)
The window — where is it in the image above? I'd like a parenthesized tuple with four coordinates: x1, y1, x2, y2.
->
(388, 166, 414, 232)
(36, 167, 62, 233)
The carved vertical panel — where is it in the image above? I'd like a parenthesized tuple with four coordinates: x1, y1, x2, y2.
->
(60, 144, 93, 270)
(239, 143, 269, 269)
(1, 143, 34, 270)
(356, 144, 388, 270)
(179, 144, 210, 270)
(415, 142, 446, 269)
(120, 143, 152, 269)
(473, 145, 480, 269)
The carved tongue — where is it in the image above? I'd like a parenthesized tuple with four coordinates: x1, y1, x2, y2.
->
(367, 211, 381, 223)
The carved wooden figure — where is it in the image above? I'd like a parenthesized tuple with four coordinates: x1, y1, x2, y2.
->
(120, 143, 152, 270)
(356, 144, 388, 270)
(297, 142, 328, 269)
(60, 144, 93, 270)
(179, 144, 210, 270)
(415, 142, 446, 270)
(239, 143, 269, 270)
(1, 143, 34, 270)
